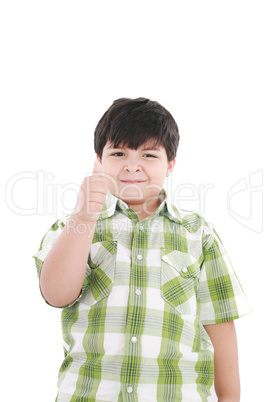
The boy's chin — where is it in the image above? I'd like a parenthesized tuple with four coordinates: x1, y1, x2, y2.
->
(114, 192, 160, 206)
(109, 184, 163, 203)
(110, 186, 146, 200)
(115, 193, 145, 204)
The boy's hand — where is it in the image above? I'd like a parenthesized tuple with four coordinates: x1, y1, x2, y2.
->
(72, 160, 108, 223)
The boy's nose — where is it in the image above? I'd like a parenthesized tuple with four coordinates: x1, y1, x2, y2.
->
(123, 157, 142, 173)
(124, 165, 141, 173)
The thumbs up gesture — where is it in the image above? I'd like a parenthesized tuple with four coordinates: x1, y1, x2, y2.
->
(72, 160, 109, 223)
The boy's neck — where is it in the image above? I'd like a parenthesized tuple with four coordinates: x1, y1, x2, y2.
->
(125, 196, 161, 221)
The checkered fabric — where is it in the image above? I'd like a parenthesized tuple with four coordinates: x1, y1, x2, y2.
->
(33, 189, 251, 401)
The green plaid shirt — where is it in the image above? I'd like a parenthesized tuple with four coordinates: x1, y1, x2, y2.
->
(33, 189, 251, 402)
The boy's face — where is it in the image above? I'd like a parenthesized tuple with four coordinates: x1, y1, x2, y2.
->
(96, 139, 176, 214)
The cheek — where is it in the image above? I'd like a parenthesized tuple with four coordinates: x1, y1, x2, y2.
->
(149, 163, 167, 176)
(102, 162, 121, 190)
(102, 160, 118, 173)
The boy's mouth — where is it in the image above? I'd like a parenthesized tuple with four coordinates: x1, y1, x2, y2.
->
(120, 180, 146, 183)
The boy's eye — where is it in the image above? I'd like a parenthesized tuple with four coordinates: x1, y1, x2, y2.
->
(111, 152, 156, 158)
(112, 152, 124, 156)
(144, 154, 156, 158)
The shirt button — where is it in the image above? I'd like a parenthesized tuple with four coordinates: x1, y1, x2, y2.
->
(182, 267, 188, 273)
(131, 336, 138, 343)
(135, 289, 141, 296)
(127, 386, 133, 393)
(140, 225, 144, 230)
(137, 254, 143, 260)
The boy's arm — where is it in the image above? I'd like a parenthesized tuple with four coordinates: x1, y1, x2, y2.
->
(204, 321, 240, 402)
(40, 160, 108, 307)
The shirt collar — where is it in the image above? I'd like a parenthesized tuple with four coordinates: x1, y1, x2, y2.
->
(99, 188, 182, 224)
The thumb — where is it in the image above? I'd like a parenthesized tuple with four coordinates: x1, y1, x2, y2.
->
(93, 159, 103, 175)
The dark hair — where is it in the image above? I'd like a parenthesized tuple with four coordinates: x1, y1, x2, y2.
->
(94, 97, 179, 162)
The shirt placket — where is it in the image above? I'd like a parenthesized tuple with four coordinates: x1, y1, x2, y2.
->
(121, 211, 148, 401)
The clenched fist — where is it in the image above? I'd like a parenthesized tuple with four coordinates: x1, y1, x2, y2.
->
(72, 160, 109, 223)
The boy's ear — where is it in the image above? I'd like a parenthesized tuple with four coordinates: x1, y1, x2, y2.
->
(166, 157, 176, 177)
(96, 154, 102, 163)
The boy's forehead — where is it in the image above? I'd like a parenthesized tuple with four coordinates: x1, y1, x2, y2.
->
(105, 139, 163, 150)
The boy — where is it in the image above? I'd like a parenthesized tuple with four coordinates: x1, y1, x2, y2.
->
(33, 97, 251, 401)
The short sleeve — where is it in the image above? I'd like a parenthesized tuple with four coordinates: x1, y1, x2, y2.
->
(32, 216, 92, 308)
(198, 222, 251, 325)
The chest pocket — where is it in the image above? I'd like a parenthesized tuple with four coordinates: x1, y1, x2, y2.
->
(160, 248, 200, 315)
(80, 239, 117, 307)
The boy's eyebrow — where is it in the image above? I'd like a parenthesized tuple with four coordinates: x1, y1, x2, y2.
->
(107, 144, 115, 149)
(141, 146, 161, 151)
(107, 144, 161, 151)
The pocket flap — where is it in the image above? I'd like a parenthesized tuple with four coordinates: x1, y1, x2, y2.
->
(89, 240, 117, 270)
(161, 248, 199, 278)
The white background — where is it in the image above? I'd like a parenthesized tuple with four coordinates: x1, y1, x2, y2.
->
(1, 1, 267, 401)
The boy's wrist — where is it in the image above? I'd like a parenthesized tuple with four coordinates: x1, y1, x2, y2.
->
(70, 211, 100, 224)
(66, 213, 98, 237)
